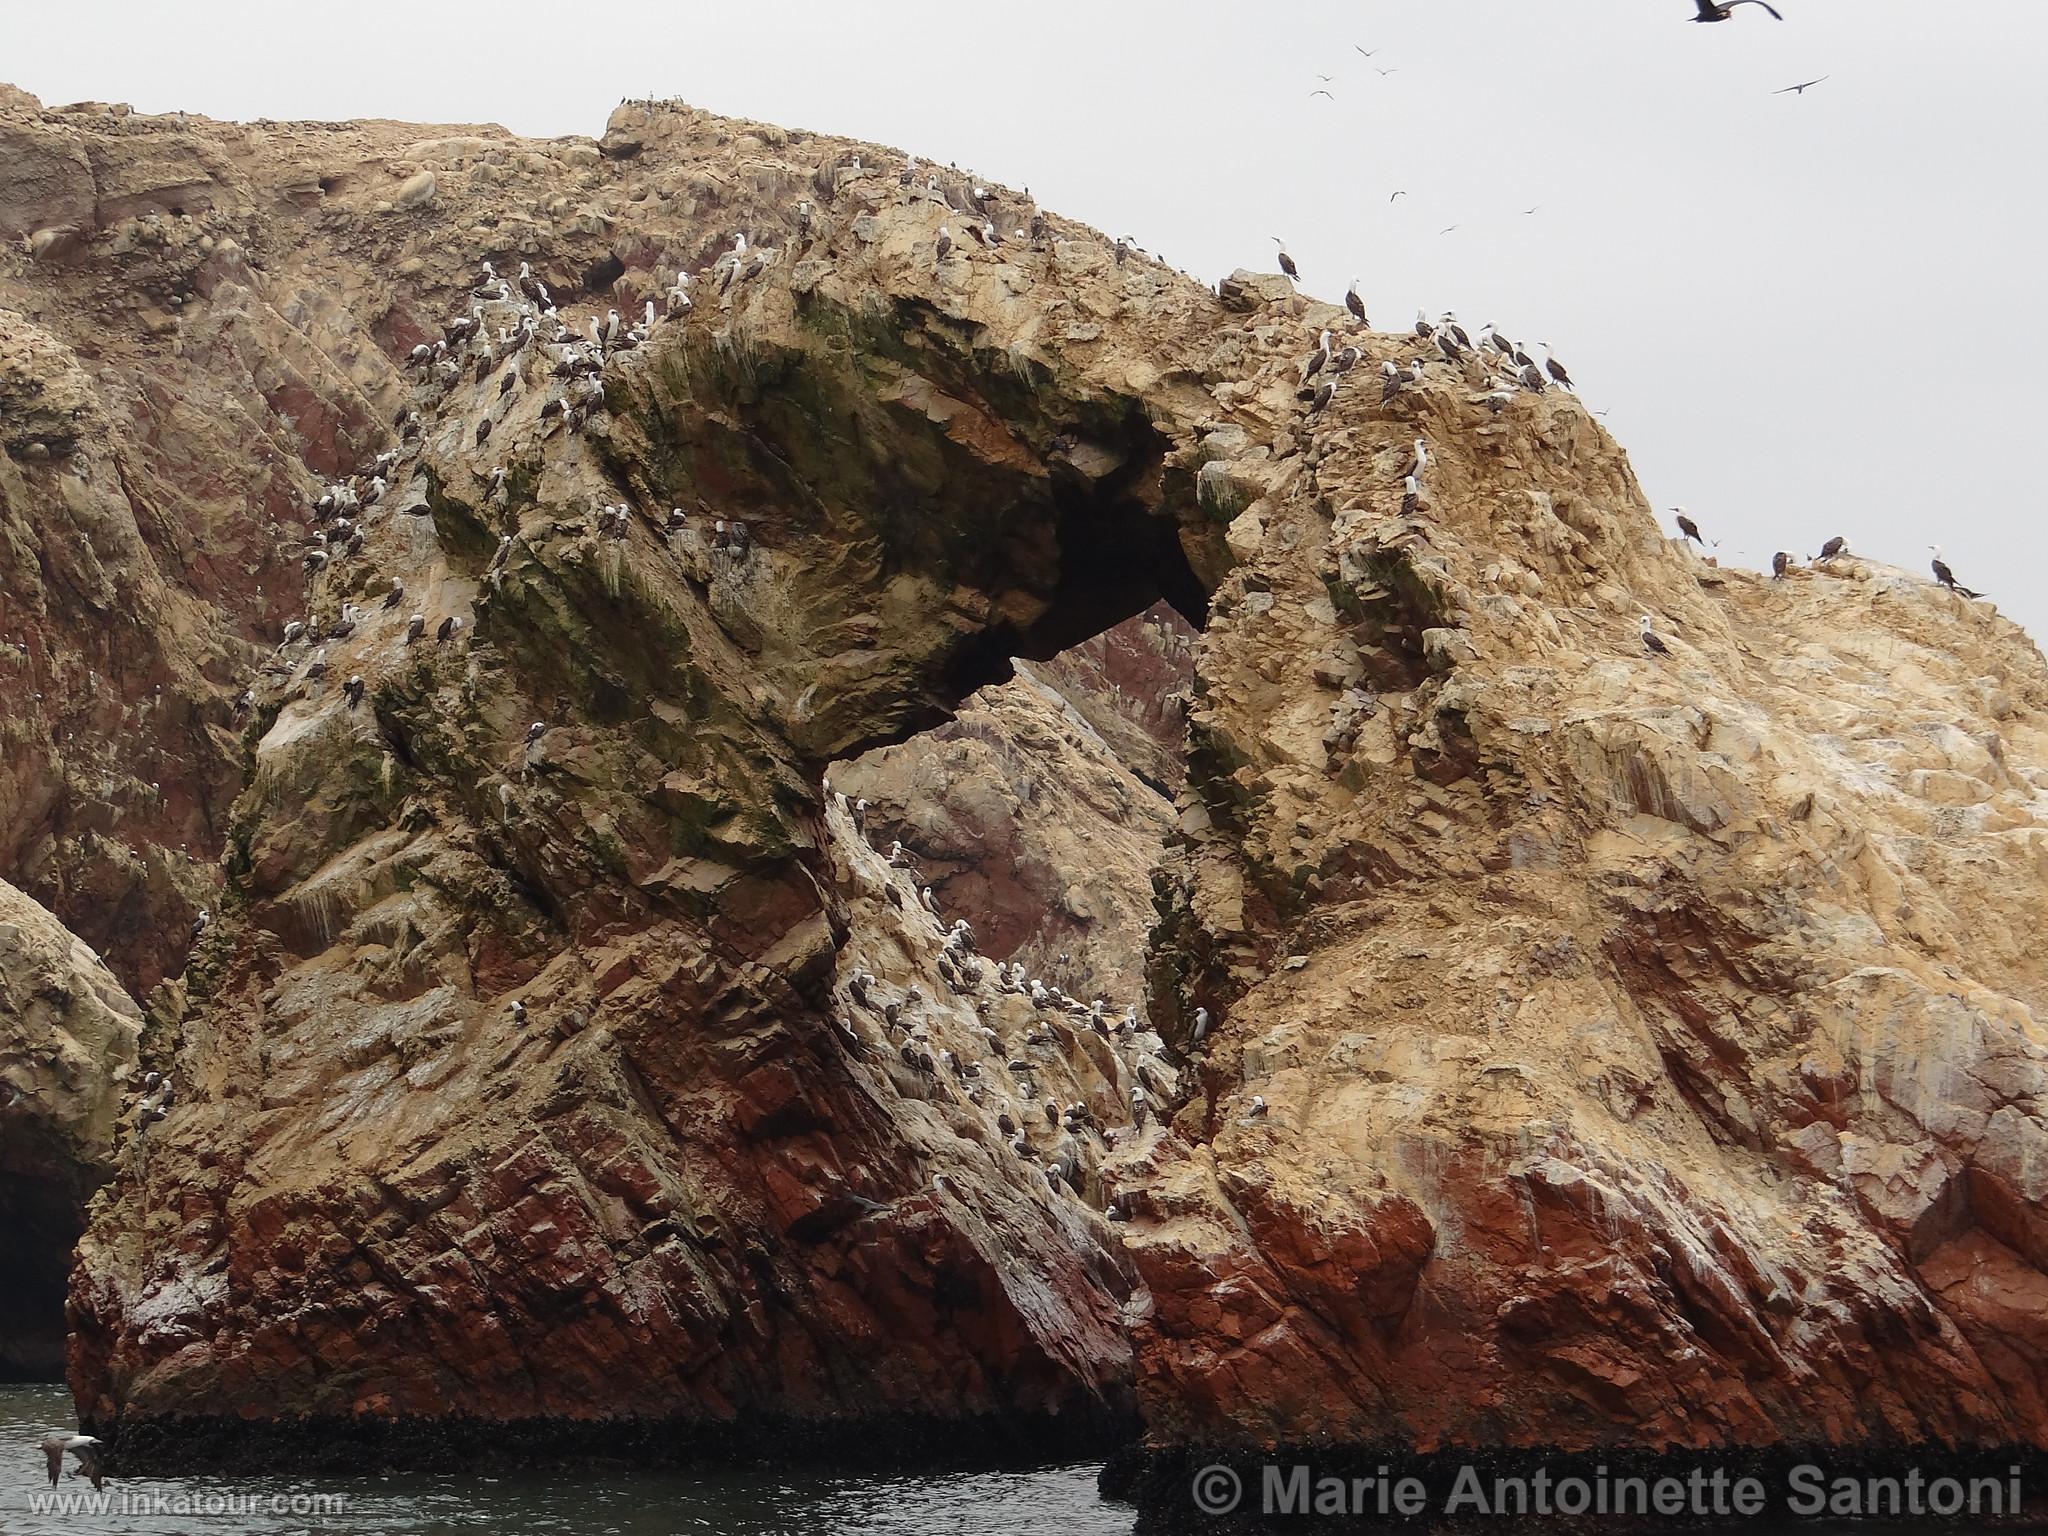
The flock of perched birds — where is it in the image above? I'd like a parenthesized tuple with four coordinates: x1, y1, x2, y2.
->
(827, 791, 1223, 1208)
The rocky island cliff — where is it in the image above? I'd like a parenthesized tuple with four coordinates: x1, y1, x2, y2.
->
(2, 82, 2047, 1518)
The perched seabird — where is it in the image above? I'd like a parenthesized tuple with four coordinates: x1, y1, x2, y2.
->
(1673, 509, 1706, 546)
(1345, 279, 1368, 326)
(1929, 546, 1983, 598)
(1309, 380, 1337, 416)
(42, 1433, 104, 1490)
(1406, 437, 1430, 478)
(1692, 0, 1783, 19)
(1245, 1096, 1268, 1120)
(1303, 329, 1333, 380)
(1441, 312, 1473, 351)
(1271, 237, 1299, 281)
(1540, 345, 1574, 388)
(437, 616, 464, 644)
(1190, 1007, 1211, 1047)
(525, 721, 545, 745)
(935, 225, 953, 263)
(509, 999, 526, 1025)
(1772, 550, 1792, 579)
(1413, 310, 1436, 340)
(344, 674, 364, 709)
(403, 613, 426, 646)
(1817, 535, 1848, 561)
(1401, 474, 1421, 517)
(1639, 614, 1671, 656)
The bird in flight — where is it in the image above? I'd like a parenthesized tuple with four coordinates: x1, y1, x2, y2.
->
(1692, 0, 1783, 19)
(1389, 190, 1407, 202)
(1355, 45, 1379, 56)
(1309, 89, 1335, 100)
(1522, 205, 1541, 215)
(1775, 75, 1828, 94)
(1374, 67, 1399, 75)
(1439, 225, 1460, 236)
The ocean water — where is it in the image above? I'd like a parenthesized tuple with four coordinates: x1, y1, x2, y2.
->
(2, 1385, 1135, 1535)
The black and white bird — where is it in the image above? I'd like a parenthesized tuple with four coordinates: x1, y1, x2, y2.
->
(1929, 546, 1983, 598)
(344, 674, 364, 709)
(437, 616, 463, 644)
(1189, 1007, 1211, 1047)
(935, 225, 953, 263)
(1345, 279, 1368, 326)
(1639, 614, 1671, 656)
(1817, 535, 1849, 561)
(1772, 551, 1792, 579)
(41, 1433, 103, 1491)
(403, 613, 426, 646)
(1673, 509, 1706, 546)
(1271, 237, 1299, 281)
(1303, 330, 1333, 381)
(1691, 0, 1782, 20)
(1540, 345, 1574, 389)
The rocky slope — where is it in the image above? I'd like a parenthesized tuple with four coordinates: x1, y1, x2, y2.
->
(833, 601, 1194, 1008)
(0, 877, 141, 1378)
(1, 82, 2044, 1512)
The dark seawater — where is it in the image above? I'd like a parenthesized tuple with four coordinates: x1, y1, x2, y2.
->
(2, 1385, 1135, 1535)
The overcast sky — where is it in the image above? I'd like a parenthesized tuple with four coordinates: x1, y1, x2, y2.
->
(13, 0, 2047, 641)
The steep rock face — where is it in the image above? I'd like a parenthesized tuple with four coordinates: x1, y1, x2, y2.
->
(4, 82, 2041, 1484)
(1117, 383, 2048, 1453)
(833, 602, 1194, 1007)
(0, 878, 141, 1378)
(50, 95, 1213, 1445)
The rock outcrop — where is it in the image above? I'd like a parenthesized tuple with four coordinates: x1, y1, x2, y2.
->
(833, 602, 1194, 1007)
(0, 878, 141, 1378)
(2, 83, 2045, 1510)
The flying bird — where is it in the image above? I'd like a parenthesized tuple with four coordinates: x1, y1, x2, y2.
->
(1389, 190, 1407, 202)
(1692, 0, 1783, 19)
(1309, 89, 1335, 100)
(1775, 75, 1828, 94)
(42, 1434, 103, 1491)
(1439, 225, 1460, 236)
(1354, 46, 1379, 56)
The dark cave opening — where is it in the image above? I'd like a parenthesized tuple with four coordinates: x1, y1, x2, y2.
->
(941, 453, 1210, 706)
(0, 1173, 84, 1381)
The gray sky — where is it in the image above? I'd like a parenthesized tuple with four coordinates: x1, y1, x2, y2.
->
(15, 0, 2047, 641)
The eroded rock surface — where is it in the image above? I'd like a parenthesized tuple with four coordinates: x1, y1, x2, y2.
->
(0, 83, 2042, 1490)
(0, 878, 140, 1378)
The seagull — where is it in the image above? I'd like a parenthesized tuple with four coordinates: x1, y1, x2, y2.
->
(1775, 75, 1829, 94)
(1692, 0, 1783, 20)
(1929, 546, 1982, 598)
(1355, 46, 1379, 56)
(1639, 614, 1671, 656)
(1271, 237, 1299, 281)
(1389, 190, 1407, 202)
(1309, 89, 1334, 101)
(1673, 509, 1706, 546)
(42, 1433, 104, 1490)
